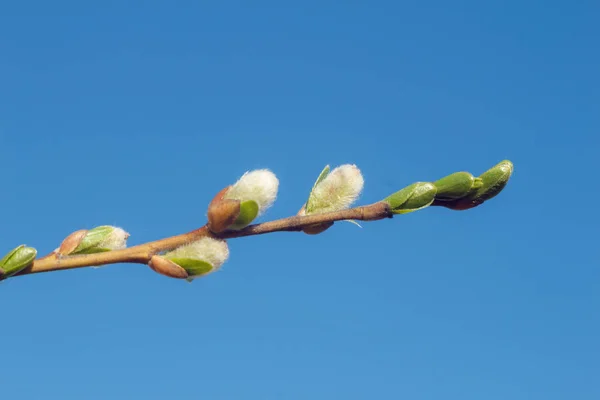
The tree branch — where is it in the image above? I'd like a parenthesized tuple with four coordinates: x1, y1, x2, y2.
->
(4, 160, 513, 281)
(14, 202, 392, 277)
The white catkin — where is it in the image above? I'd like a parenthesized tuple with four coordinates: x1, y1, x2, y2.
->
(306, 164, 364, 214)
(90, 227, 129, 269)
(164, 237, 229, 271)
(99, 227, 129, 250)
(224, 169, 279, 215)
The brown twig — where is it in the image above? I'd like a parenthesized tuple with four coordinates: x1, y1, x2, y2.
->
(14, 202, 392, 277)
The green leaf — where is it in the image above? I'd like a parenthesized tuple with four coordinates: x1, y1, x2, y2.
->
(384, 182, 437, 214)
(72, 226, 114, 254)
(0, 245, 24, 268)
(305, 165, 330, 214)
(168, 258, 213, 276)
(469, 160, 513, 203)
(433, 172, 476, 200)
(230, 200, 259, 230)
(384, 183, 416, 210)
(0, 245, 37, 277)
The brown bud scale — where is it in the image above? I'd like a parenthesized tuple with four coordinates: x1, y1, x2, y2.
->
(58, 230, 88, 255)
(208, 186, 241, 233)
(149, 256, 189, 279)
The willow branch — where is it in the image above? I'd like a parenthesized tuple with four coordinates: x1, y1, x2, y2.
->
(14, 202, 392, 277)
(5, 160, 513, 280)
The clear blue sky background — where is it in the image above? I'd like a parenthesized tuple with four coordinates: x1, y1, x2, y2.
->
(1, 1, 598, 399)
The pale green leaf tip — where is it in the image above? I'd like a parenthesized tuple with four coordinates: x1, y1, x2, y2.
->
(167, 258, 213, 278)
(229, 200, 260, 230)
(305, 165, 331, 213)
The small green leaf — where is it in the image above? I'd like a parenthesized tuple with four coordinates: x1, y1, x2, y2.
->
(72, 226, 114, 254)
(305, 165, 330, 213)
(433, 172, 476, 200)
(312, 165, 331, 189)
(0, 245, 37, 277)
(469, 160, 513, 203)
(384, 183, 416, 210)
(168, 258, 214, 279)
(384, 182, 437, 214)
(230, 200, 259, 230)
(0, 245, 24, 268)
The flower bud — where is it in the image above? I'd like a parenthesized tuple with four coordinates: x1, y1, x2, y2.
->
(223, 169, 279, 229)
(162, 237, 229, 281)
(0, 245, 37, 278)
(70, 226, 129, 255)
(384, 182, 437, 214)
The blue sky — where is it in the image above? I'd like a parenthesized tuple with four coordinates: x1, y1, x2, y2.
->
(1, 1, 598, 399)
